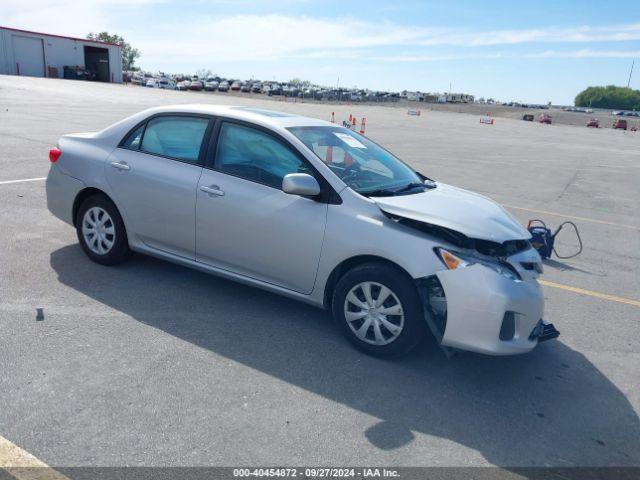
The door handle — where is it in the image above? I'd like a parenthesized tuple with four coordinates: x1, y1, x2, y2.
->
(200, 185, 225, 196)
(110, 161, 130, 171)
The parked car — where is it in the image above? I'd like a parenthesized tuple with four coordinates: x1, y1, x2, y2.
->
(522, 114, 534, 121)
(145, 78, 157, 88)
(157, 77, 175, 89)
(268, 84, 283, 96)
(240, 82, 251, 93)
(586, 118, 599, 128)
(46, 105, 557, 358)
(230, 81, 241, 91)
(204, 78, 219, 91)
(613, 119, 628, 130)
(175, 80, 190, 91)
(218, 81, 230, 92)
(251, 82, 262, 93)
(188, 80, 204, 91)
(538, 113, 552, 124)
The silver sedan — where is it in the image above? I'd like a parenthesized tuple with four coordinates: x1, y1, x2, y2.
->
(46, 105, 558, 357)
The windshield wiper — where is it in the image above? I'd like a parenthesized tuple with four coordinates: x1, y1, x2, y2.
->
(361, 181, 434, 197)
(394, 182, 428, 193)
(362, 188, 399, 197)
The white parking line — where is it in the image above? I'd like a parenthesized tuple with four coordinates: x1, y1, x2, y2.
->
(0, 434, 68, 479)
(0, 177, 46, 186)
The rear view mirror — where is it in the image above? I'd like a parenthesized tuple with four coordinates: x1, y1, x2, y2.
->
(282, 173, 321, 197)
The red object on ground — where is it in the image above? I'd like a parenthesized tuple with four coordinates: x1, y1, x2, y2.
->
(539, 113, 552, 124)
(326, 146, 333, 163)
(613, 119, 628, 130)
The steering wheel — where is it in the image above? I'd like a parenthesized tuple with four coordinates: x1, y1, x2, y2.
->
(340, 162, 361, 183)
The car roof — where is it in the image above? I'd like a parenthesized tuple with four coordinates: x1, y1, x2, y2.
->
(145, 104, 334, 128)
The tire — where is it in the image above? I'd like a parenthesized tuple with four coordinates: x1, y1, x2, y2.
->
(76, 194, 131, 265)
(331, 262, 426, 357)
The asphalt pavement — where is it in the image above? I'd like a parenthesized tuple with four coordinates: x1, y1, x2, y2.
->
(0, 76, 638, 471)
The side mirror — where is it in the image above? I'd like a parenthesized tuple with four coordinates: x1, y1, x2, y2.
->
(282, 173, 321, 197)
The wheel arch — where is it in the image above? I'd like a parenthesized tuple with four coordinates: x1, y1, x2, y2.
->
(323, 255, 415, 309)
(72, 187, 117, 226)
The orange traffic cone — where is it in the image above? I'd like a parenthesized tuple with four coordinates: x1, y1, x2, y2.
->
(359, 117, 366, 135)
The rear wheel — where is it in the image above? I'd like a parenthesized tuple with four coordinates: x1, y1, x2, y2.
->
(76, 195, 130, 265)
(332, 262, 426, 357)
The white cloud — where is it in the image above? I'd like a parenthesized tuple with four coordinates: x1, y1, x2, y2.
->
(527, 49, 640, 58)
(3, 3, 639, 70)
(133, 14, 425, 64)
(413, 24, 640, 47)
(133, 15, 640, 67)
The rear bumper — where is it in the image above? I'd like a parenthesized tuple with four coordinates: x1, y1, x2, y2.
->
(419, 264, 553, 356)
(46, 166, 85, 226)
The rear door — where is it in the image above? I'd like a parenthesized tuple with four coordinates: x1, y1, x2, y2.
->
(105, 114, 212, 259)
(195, 120, 328, 294)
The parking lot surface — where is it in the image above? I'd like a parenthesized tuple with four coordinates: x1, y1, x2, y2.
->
(0, 76, 639, 470)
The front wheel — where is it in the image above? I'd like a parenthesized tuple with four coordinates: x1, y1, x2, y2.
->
(332, 263, 426, 357)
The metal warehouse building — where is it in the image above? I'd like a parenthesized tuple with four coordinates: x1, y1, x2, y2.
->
(0, 26, 122, 83)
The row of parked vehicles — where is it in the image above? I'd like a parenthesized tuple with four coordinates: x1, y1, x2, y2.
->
(174, 77, 403, 102)
(611, 110, 640, 117)
(522, 113, 636, 130)
(128, 72, 403, 102)
(587, 118, 636, 130)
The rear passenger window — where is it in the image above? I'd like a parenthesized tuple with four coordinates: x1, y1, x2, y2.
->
(121, 124, 144, 150)
(140, 116, 209, 163)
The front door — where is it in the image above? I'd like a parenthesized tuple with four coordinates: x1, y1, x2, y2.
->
(105, 115, 211, 259)
(195, 121, 328, 294)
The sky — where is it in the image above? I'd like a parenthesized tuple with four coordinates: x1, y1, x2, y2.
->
(3, 0, 640, 104)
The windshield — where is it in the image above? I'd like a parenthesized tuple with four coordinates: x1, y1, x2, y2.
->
(288, 126, 424, 196)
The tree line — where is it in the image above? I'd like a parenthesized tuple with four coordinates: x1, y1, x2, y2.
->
(575, 85, 640, 110)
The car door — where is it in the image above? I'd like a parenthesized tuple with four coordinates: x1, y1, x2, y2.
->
(195, 120, 328, 294)
(105, 114, 212, 259)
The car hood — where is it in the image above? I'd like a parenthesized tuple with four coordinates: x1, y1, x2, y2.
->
(373, 183, 530, 243)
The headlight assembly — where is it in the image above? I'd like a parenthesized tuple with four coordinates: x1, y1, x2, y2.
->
(434, 247, 521, 281)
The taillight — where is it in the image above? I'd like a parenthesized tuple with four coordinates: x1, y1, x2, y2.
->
(49, 147, 61, 163)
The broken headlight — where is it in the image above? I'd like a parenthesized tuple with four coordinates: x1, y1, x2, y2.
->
(434, 247, 521, 281)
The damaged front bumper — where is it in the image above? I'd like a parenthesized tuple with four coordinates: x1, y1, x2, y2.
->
(417, 264, 558, 356)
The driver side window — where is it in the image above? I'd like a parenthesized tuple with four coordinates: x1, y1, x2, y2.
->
(215, 122, 306, 189)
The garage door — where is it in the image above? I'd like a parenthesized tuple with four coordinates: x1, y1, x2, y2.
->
(13, 36, 45, 77)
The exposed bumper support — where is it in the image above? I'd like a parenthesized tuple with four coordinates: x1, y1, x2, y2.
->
(529, 320, 560, 343)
